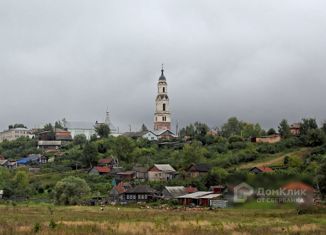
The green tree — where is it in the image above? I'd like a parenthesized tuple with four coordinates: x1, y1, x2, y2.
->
(278, 119, 291, 138)
(81, 142, 98, 167)
(240, 123, 264, 138)
(73, 134, 87, 147)
(300, 118, 318, 136)
(221, 117, 241, 138)
(305, 129, 326, 147)
(140, 124, 148, 132)
(267, 128, 276, 135)
(12, 170, 30, 198)
(205, 167, 229, 187)
(54, 121, 64, 129)
(8, 124, 26, 129)
(95, 124, 110, 139)
(42, 123, 55, 140)
(316, 160, 326, 199)
(322, 121, 326, 134)
(53, 176, 90, 205)
(179, 122, 209, 141)
(182, 141, 208, 165)
(114, 136, 136, 163)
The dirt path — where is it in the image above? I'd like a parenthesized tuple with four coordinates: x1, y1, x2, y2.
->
(239, 148, 310, 169)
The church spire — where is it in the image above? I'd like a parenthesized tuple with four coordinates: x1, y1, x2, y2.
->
(154, 66, 171, 131)
(159, 64, 166, 81)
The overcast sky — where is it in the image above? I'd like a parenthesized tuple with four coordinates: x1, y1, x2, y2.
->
(1, 0, 326, 132)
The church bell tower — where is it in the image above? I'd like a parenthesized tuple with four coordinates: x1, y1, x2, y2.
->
(154, 65, 171, 131)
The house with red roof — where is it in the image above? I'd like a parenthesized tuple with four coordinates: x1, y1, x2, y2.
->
(280, 182, 315, 204)
(250, 166, 274, 174)
(88, 166, 111, 175)
(109, 182, 132, 202)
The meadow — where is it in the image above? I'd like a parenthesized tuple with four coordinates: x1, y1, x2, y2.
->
(0, 203, 325, 235)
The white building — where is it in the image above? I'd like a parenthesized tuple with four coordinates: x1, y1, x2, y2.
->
(63, 121, 96, 140)
(0, 127, 32, 142)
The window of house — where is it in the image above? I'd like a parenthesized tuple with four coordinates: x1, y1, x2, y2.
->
(163, 103, 166, 111)
(163, 87, 165, 92)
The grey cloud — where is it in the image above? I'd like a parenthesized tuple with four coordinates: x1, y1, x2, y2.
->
(1, 0, 326, 132)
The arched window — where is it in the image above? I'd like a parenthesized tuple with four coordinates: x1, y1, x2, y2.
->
(163, 87, 165, 93)
(163, 103, 166, 111)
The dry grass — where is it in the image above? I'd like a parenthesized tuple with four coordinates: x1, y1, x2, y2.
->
(0, 204, 325, 235)
(239, 148, 310, 169)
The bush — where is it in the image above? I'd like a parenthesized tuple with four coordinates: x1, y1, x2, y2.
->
(229, 141, 247, 150)
(228, 136, 244, 144)
(53, 176, 91, 205)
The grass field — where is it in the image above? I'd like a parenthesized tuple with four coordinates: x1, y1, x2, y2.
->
(238, 148, 310, 169)
(0, 203, 325, 235)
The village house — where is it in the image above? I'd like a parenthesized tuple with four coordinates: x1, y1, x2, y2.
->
(38, 140, 62, 150)
(177, 191, 222, 207)
(0, 159, 9, 168)
(16, 154, 47, 165)
(153, 130, 177, 140)
(251, 134, 281, 144)
(55, 129, 72, 142)
(0, 190, 3, 199)
(186, 163, 212, 178)
(209, 185, 226, 194)
(98, 157, 118, 168)
(250, 166, 274, 174)
(109, 182, 132, 202)
(161, 186, 197, 200)
(132, 166, 148, 180)
(162, 186, 187, 200)
(148, 164, 177, 181)
(123, 185, 158, 203)
(7, 161, 17, 169)
(290, 123, 301, 136)
(280, 182, 315, 204)
(115, 171, 136, 181)
(88, 166, 111, 175)
(207, 129, 219, 136)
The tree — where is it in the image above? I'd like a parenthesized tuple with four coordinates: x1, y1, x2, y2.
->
(8, 124, 26, 129)
(322, 121, 326, 135)
(140, 124, 148, 132)
(73, 134, 87, 147)
(179, 122, 209, 141)
(113, 136, 136, 163)
(316, 160, 326, 199)
(54, 121, 64, 129)
(278, 119, 291, 138)
(300, 118, 318, 136)
(205, 167, 229, 187)
(42, 123, 55, 140)
(95, 124, 110, 139)
(53, 176, 90, 205)
(81, 142, 98, 167)
(304, 129, 326, 147)
(182, 141, 208, 165)
(240, 123, 264, 138)
(267, 128, 276, 135)
(221, 117, 241, 138)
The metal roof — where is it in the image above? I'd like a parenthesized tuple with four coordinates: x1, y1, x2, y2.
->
(177, 191, 212, 199)
(164, 186, 186, 198)
(199, 194, 222, 199)
(153, 164, 176, 172)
